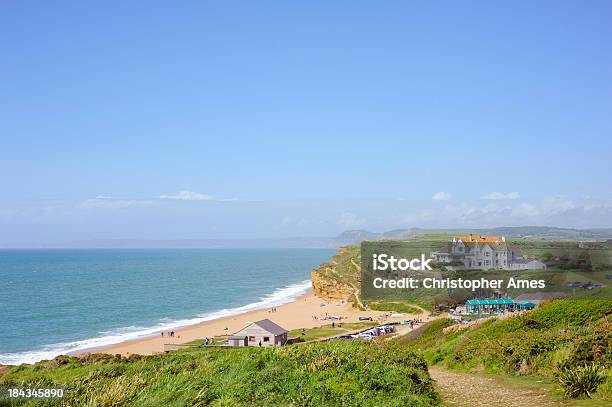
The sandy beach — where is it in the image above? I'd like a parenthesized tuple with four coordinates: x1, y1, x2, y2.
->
(85, 289, 395, 357)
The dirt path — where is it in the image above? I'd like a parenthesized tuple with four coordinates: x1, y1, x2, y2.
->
(429, 367, 563, 407)
(0, 365, 11, 378)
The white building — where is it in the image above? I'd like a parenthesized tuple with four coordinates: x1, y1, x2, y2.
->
(228, 319, 288, 347)
(431, 235, 546, 271)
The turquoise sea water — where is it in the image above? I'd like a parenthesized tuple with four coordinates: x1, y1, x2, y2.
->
(0, 249, 334, 364)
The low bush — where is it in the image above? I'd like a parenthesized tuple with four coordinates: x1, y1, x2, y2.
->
(555, 363, 607, 398)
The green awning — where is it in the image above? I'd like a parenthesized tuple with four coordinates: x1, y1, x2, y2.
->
(466, 299, 515, 305)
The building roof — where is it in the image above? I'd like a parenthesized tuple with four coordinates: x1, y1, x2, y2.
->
(475, 242, 508, 252)
(456, 235, 502, 243)
(227, 335, 247, 340)
(466, 299, 514, 305)
(252, 319, 288, 335)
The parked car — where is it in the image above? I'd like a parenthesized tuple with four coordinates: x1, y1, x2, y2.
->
(336, 335, 354, 340)
(357, 332, 374, 340)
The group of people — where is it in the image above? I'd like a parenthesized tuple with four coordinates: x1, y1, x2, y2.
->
(160, 331, 213, 345)
(312, 312, 344, 321)
(269, 307, 278, 313)
(160, 331, 176, 338)
(405, 318, 422, 329)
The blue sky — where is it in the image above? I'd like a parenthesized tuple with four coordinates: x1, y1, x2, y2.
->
(1, 1, 611, 245)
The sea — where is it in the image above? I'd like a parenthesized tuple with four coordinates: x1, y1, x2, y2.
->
(0, 248, 334, 365)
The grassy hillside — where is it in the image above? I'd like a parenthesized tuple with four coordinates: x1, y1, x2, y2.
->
(314, 235, 611, 310)
(404, 300, 612, 401)
(1, 341, 440, 407)
(337, 227, 612, 244)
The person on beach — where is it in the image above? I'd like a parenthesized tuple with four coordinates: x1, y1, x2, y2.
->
(161, 332, 164, 337)
(258, 341, 262, 347)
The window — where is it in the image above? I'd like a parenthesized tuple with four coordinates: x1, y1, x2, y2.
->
(248, 336, 255, 342)
(485, 260, 490, 266)
(263, 337, 270, 342)
(485, 252, 490, 257)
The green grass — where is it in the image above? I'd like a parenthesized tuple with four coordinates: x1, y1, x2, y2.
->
(365, 300, 423, 314)
(185, 338, 225, 346)
(287, 322, 377, 341)
(403, 300, 612, 402)
(1, 341, 441, 407)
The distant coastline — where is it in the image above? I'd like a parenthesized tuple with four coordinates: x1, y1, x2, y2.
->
(5, 226, 612, 249)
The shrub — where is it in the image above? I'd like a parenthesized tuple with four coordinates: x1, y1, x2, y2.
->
(406, 300, 611, 378)
(555, 363, 607, 398)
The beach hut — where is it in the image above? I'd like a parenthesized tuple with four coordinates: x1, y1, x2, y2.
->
(465, 299, 516, 314)
(230, 319, 288, 347)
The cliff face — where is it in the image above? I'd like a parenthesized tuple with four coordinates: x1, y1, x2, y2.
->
(311, 246, 361, 301)
(311, 270, 354, 300)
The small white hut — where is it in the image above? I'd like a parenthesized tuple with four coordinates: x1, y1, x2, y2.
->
(230, 319, 288, 347)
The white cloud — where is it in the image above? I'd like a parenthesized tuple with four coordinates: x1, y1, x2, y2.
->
(159, 191, 215, 201)
(80, 191, 239, 209)
(280, 216, 310, 228)
(480, 192, 520, 200)
(584, 202, 612, 211)
(338, 212, 365, 228)
(80, 197, 155, 209)
(396, 194, 612, 228)
(541, 195, 575, 214)
(511, 203, 540, 217)
(432, 192, 451, 201)
(158, 191, 240, 202)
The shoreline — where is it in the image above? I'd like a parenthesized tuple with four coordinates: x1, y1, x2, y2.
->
(2, 278, 320, 365)
(78, 288, 389, 357)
